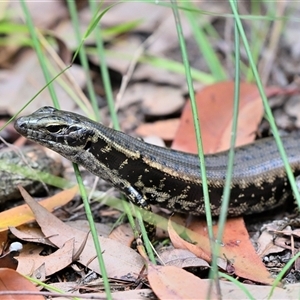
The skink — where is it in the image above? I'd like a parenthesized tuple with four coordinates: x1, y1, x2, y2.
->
(14, 106, 300, 216)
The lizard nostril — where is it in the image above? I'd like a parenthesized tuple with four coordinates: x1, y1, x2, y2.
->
(15, 118, 26, 132)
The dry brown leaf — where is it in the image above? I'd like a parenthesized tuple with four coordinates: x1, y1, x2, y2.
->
(256, 231, 286, 257)
(0, 51, 80, 116)
(66, 220, 111, 237)
(203, 279, 290, 299)
(159, 248, 210, 269)
(142, 86, 185, 117)
(148, 264, 218, 300)
(19, 186, 144, 281)
(109, 224, 134, 247)
(17, 240, 74, 277)
(274, 228, 300, 238)
(9, 224, 56, 247)
(13, 244, 44, 278)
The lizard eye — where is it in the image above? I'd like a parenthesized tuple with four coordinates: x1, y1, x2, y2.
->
(46, 125, 65, 133)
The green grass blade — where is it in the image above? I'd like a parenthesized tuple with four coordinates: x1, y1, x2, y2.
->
(20, 0, 59, 108)
(88, 1, 120, 130)
(67, 1, 100, 121)
(72, 163, 112, 300)
(183, 1, 226, 80)
(229, 0, 300, 212)
(170, 2, 218, 298)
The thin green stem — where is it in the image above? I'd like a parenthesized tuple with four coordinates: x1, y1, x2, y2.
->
(66, 0, 100, 121)
(20, 0, 59, 108)
(73, 163, 112, 300)
(170, 1, 218, 298)
(88, 1, 120, 130)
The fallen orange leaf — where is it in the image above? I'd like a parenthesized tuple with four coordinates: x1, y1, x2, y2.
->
(172, 81, 264, 154)
(0, 186, 78, 232)
(0, 268, 43, 299)
(169, 217, 273, 285)
(148, 264, 218, 300)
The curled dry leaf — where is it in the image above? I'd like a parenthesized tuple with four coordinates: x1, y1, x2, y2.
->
(18, 186, 144, 281)
(16, 240, 74, 278)
(169, 217, 274, 285)
(256, 230, 286, 258)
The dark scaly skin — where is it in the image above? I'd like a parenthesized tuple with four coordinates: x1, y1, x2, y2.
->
(14, 106, 300, 216)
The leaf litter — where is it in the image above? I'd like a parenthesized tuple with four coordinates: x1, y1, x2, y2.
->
(16, 186, 144, 282)
(2, 1, 300, 298)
